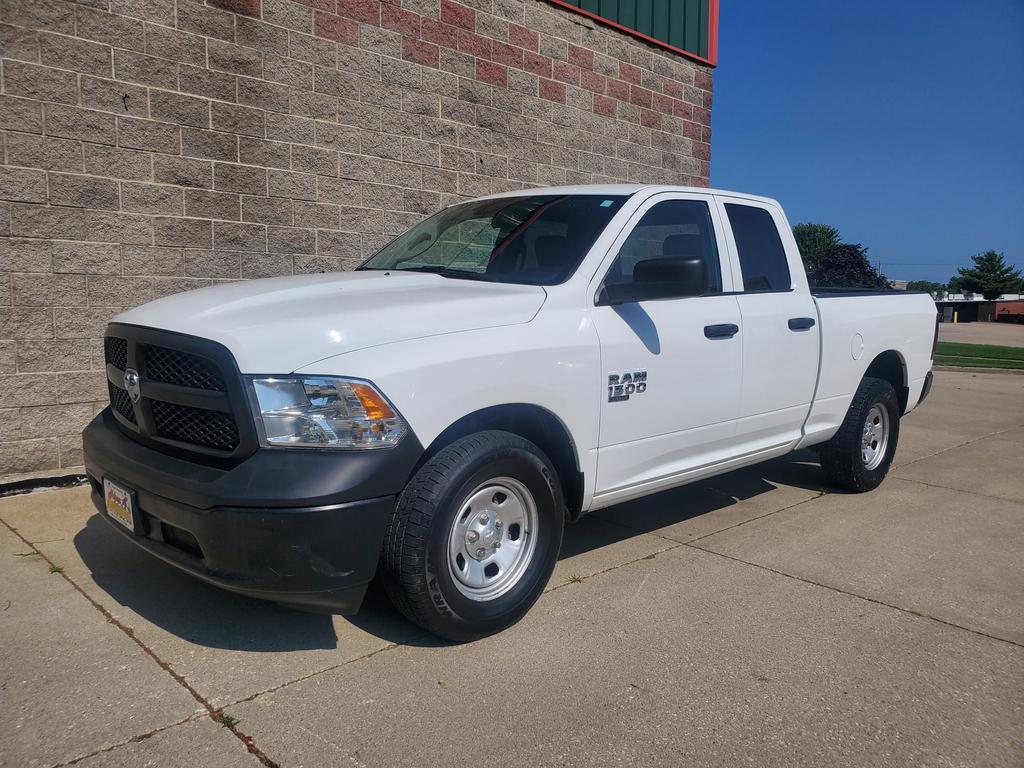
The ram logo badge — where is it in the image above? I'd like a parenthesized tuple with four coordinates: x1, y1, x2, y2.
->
(124, 368, 141, 403)
(608, 370, 647, 402)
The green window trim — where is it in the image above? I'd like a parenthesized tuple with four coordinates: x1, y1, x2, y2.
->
(544, 0, 719, 66)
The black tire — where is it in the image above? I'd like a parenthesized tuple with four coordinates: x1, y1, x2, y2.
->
(819, 376, 901, 492)
(380, 430, 565, 642)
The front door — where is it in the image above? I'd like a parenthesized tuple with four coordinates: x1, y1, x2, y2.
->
(590, 193, 743, 507)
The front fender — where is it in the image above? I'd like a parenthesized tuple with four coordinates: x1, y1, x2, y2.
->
(295, 309, 602, 509)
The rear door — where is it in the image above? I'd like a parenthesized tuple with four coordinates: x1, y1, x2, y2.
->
(717, 198, 820, 455)
(590, 192, 743, 505)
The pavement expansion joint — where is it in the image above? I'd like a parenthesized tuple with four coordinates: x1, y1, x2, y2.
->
(0, 516, 283, 768)
(593, 489, 828, 548)
(544, 540, 685, 596)
(893, 422, 1024, 471)
(223, 639, 412, 711)
(889, 474, 1024, 506)
(684, 543, 1024, 651)
(46, 713, 205, 768)
(682, 490, 828, 545)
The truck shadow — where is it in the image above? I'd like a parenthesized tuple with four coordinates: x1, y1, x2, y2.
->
(561, 449, 828, 559)
(73, 515, 346, 651)
(73, 451, 826, 651)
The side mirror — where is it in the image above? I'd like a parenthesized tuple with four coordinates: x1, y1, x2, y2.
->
(597, 257, 709, 306)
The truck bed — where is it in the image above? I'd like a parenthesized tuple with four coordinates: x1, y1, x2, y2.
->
(811, 287, 931, 298)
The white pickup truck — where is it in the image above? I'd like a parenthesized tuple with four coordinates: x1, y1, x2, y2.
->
(83, 185, 937, 641)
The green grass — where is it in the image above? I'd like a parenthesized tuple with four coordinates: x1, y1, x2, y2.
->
(936, 342, 1024, 361)
(935, 356, 1024, 370)
(212, 712, 239, 729)
(935, 342, 1024, 369)
(48, 564, 64, 574)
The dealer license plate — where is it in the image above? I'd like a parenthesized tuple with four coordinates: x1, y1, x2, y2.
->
(104, 478, 135, 533)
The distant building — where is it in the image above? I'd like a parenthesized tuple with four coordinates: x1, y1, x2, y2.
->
(936, 293, 1024, 323)
(944, 293, 1024, 302)
(889, 279, 909, 290)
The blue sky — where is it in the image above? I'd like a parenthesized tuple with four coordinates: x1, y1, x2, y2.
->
(710, 0, 1024, 284)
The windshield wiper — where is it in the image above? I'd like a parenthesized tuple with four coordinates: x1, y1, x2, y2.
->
(389, 265, 490, 281)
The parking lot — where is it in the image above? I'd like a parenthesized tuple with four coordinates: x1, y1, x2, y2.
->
(939, 321, 1024, 347)
(2, 369, 1022, 768)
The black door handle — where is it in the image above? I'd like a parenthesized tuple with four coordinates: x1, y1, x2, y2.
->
(704, 323, 740, 339)
(788, 317, 816, 331)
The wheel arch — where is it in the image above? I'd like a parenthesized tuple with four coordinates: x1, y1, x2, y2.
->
(420, 404, 584, 520)
(863, 349, 909, 414)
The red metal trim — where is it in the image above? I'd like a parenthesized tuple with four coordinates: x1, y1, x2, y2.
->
(540, 0, 718, 67)
(707, 0, 719, 67)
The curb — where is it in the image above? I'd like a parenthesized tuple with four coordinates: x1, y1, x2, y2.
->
(934, 365, 1024, 376)
(0, 473, 88, 498)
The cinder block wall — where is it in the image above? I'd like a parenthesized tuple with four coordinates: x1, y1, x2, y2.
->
(0, 0, 713, 477)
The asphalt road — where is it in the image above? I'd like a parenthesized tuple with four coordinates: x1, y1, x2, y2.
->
(1, 370, 1022, 768)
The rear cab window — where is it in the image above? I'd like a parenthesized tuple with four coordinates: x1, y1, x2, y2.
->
(724, 203, 792, 292)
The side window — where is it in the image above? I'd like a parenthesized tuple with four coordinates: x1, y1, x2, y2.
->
(602, 200, 722, 300)
(724, 203, 792, 292)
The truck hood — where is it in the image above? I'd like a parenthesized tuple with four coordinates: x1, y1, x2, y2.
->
(114, 271, 547, 373)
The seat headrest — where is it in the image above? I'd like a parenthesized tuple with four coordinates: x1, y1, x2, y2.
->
(663, 233, 703, 258)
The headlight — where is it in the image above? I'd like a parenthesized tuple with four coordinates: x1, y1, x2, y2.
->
(249, 376, 408, 449)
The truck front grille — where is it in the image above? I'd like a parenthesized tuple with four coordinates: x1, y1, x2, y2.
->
(102, 325, 254, 463)
(107, 380, 136, 424)
(145, 346, 226, 392)
(151, 400, 240, 452)
(104, 336, 128, 370)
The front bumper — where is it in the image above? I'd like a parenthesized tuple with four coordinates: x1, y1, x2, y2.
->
(83, 409, 423, 613)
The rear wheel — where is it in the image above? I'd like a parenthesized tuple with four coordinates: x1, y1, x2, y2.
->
(380, 430, 564, 642)
(819, 376, 900, 492)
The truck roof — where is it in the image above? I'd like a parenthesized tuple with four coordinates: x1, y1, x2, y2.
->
(479, 184, 781, 207)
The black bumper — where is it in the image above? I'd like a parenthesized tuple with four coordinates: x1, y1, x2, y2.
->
(83, 410, 423, 613)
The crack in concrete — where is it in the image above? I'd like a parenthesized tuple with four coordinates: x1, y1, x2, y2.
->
(224, 639, 413, 710)
(47, 712, 204, 768)
(889, 474, 1024, 506)
(891, 422, 1024, 471)
(0, 517, 281, 768)
(592, 489, 828, 549)
(545, 540, 686, 594)
(684, 544, 1024, 650)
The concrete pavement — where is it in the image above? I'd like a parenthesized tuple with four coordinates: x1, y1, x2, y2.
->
(1, 370, 1022, 767)
(939, 321, 1024, 347)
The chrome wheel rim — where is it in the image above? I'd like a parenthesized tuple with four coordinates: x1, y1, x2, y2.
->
(861, 404, 890, 470)
(447, 477, 539, 602)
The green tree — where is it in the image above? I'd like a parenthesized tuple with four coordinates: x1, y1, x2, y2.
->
(793, 223, 841, 273)
(809, 243, 889, 289)
(906, 280, 946, 298)
(956, 250, 1023, 300)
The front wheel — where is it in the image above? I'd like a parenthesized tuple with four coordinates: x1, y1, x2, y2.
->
(379, 430, 564, 642)
(819, 376, 901, 492)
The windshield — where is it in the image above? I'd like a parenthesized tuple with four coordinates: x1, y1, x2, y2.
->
(358, 194, 628, 285)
